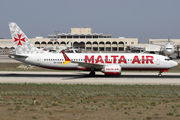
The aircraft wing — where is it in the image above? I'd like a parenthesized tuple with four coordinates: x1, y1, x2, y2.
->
(71, 61, 104, 69)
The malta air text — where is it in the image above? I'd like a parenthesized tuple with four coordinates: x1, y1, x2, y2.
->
(85, 55, 154, 64)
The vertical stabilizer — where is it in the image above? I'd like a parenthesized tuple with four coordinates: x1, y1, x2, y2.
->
(168, 29, 170, 43)
(9, 22, 44, 54)
(66, 40, 72, 48)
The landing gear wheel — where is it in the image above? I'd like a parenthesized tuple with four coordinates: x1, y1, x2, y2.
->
(89, 71, 95, 76)
(158, 72, 162, 77)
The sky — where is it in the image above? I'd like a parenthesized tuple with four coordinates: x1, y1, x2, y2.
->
(0, 0, 180, 43)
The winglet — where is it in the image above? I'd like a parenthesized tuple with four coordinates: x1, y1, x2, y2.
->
(62, 51, 71, 65)
(9, 22, 43, 54)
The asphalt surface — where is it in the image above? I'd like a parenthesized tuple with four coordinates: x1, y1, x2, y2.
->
(0, 71, 180, 85)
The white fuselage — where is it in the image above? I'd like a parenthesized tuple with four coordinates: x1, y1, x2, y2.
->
(11, 53, 178, 71)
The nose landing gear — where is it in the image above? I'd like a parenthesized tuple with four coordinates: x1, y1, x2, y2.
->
(158, 71, 162, 77)
(158, 69, 169, 77)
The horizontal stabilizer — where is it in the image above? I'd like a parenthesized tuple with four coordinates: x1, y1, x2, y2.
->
(7, 54, 28, 58)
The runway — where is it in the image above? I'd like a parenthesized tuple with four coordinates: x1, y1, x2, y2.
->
(0, 71, 180, 85)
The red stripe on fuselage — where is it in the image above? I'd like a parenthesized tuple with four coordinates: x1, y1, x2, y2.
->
(105, 72, 120, 75)
(40, 66, 169, 71)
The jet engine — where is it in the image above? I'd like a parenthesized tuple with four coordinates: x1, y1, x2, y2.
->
(101, 65, 121, 75)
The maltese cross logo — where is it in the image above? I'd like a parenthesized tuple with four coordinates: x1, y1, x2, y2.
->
(14, 34, 26, 46)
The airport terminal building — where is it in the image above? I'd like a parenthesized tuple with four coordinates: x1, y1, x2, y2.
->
(0, 28, 138, 52)
(149, 39, 180, 46)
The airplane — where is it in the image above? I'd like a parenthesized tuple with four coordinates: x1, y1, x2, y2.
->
(162, 35, 175, 57)
(8, 22, 178, 76)
(42, 40, 72, 53)
(158, 32, 175, 57)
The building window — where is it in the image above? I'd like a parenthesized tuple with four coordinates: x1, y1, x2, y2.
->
(125, 42, 127, 44)
(93, 47, 98, 51)
(86, 47, 91, 51)
(67, 36, 72, 38)
(61, 36, 66, 38)
(86, 36, 92, 38)
(106, 47, 111, 51)
(93, 36, 98, 38)
(112, 47, 117, 51)
(119, 47, 124, 51)
(131, 42, 134, 44)
(80, 36, 85, 38)
(74, 36, 79, 38)
(99, 47, 104, 51)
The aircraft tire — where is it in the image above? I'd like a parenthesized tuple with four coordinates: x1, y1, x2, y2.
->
(158, 72, 162, 77)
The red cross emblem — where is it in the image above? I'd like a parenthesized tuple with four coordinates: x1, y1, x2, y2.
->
(14, 34, 26, 46)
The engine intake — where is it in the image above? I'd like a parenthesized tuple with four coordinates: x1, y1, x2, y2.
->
(101, 65, 121, 75)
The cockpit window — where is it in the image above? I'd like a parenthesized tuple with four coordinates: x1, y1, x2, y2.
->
(166, 48, 172, 50)
(165, 58, 171, 61)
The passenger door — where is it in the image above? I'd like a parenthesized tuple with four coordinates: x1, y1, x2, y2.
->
(156, 56, 160, 65)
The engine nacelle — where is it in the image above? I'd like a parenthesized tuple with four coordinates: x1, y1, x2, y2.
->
(101, 65, 121, 75)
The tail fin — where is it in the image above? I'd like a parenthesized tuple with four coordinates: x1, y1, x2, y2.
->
(168, 28, 170, 43)
(66, 40, 72, 48)
(9, 22, 43, 54)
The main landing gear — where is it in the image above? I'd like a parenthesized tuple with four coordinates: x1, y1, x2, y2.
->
(158, 71, 162, 77)
(89, 71, 95, 76)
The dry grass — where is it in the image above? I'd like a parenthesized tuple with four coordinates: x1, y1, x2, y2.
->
(0, 84, 180, 119)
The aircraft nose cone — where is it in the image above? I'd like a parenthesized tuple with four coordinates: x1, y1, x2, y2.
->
(172, 61, 178, 67)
